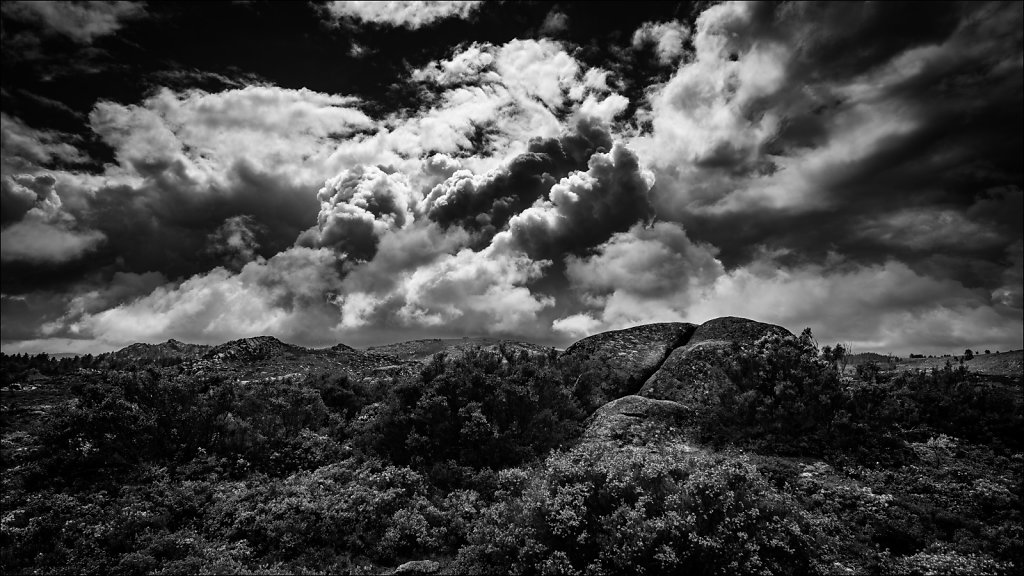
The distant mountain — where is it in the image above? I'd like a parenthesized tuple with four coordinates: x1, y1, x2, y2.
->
(202, 336, 305, 362)
(106, 335, 414, 382)
(365, 337, 555, 363)
(109, 339, 210, 363)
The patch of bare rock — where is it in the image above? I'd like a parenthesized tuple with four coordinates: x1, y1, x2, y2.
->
(559, 322, 696, 395)
(638, 316, 791, 409)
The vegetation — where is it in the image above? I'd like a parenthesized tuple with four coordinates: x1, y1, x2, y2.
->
(1, 330, 1021, 574)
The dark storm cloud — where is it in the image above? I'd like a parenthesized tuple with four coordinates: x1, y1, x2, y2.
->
(74, 162, 320, 282)
(1, 174, 55, 225)
(642, 1, 1023, 291)
(505, 143, 655, 261)
(205, 215, 266, 272)
(423, 119, 613, 243)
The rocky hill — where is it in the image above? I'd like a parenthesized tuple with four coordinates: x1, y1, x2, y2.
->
(107, 339, 210, 364)
(365, 337, 555, 363)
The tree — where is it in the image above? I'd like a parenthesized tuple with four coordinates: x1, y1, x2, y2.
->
(964, 349, 975, 361)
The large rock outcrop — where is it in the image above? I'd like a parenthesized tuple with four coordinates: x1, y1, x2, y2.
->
(560, 322, 696, 396)
(638, 317, 791, 409)
(580, 395, 698, 447)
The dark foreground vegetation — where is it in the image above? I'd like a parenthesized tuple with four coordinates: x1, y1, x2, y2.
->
(1, 328, 1022, 575)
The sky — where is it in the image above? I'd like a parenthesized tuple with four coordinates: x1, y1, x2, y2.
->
(0, 0, 1021, 356)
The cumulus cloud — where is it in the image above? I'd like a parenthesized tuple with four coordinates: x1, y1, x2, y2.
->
(300, 165, 418, 261)
(338, 243, 554, 335)
(0, 86, 376, 284)
(561, 222, 723, 328)
(90, 86, 373, 183)
(401, 39, 627, 162)
(1, 1, 146, 43)
(422, 119, 613, 242)
(504, 143, 656, 260)
(632, 20, 691, 65)
(0, 176, 105, 264)
(325, 1, 481, 29)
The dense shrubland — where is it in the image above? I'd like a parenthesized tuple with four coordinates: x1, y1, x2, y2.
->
(2, 332, 1021, 574)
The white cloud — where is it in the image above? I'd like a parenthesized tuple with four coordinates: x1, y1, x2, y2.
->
(632, 20, 691, 65)
(686, 255, 1023, 355)
(305, 165, 419, 260)
(562, 221, 723, 329)
(325, 1, 481, 29)
(0, 213, 106, 264)
(67, 247, 346, 347)
(90, 86, 374, 186)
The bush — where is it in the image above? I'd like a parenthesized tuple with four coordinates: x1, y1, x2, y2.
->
(350, 348, 586, 476)
(702, 329, 845, 455)
(453, 443, 812, 575)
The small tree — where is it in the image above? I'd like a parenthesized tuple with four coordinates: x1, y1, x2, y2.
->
(964, 349, 974, 361)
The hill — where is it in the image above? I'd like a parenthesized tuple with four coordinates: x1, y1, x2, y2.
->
(365, 337, 554, 363)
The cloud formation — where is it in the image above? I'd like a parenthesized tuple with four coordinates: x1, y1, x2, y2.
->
(632, 20, 691, 66)
(0, 175, 105, 264)
(1, 1, 146, 43)
(325, 1, 481, 29)
(1, 2, 1020, 356)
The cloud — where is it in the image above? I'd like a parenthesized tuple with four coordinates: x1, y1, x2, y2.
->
(2, 2, 1020, 358)
(685, 253, 1023, 356)
(540, 9, 569, 37)
(1, 1, 146, 43)
(325, 1, 481, 29)
(205, 215, 265, 271)
(63, 247, 346, 347)
(630, 1, 1022, 279)
(0, 176, 105, 264)
(0, 86, 374, 287)
(1, 174, 56, 225)
(300, 165, 418, 261)
(504, 143, 656, 260)
(561, 222, 723, 328)
(338, 243, 554, 335)
(422, 119, 613, 242)
(90, 86, 373, 184)
(991, 240, 1023, 311)
(632, 20, 691, 66)
(1, 113, 85, 169)
(0, 215, 106, 265)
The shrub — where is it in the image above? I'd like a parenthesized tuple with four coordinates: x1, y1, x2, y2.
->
(453, 443, 812, 575)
